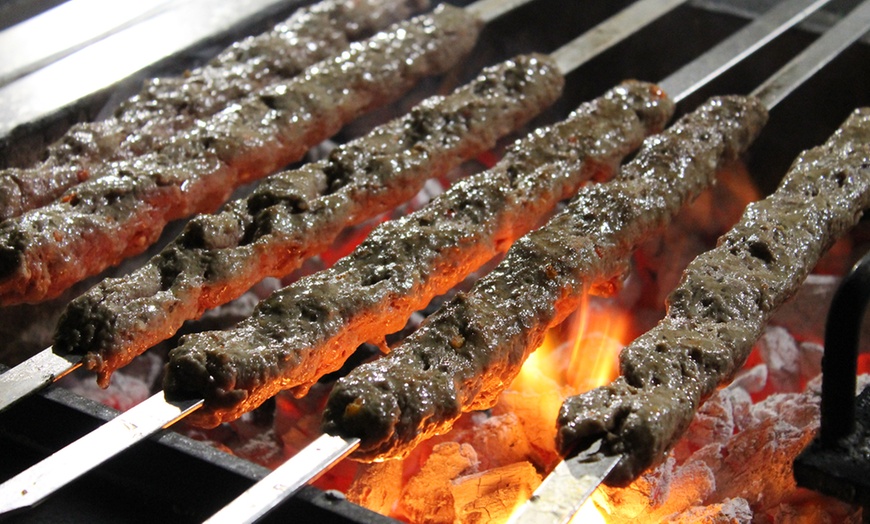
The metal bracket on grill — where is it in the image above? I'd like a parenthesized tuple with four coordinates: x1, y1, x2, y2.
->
(793, 249, 870, 509)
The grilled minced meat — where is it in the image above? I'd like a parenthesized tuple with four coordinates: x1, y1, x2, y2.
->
(163, 81, 674, 428)
(557, 107, 870, 486)
(0, 0, 428, 220)
(55, 54, 565, 386)
(322, 95, 767, 461)
(0, 5, 480, 305)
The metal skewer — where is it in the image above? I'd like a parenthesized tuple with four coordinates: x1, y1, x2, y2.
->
(203, 434, 361, 524)
(0, 0, 305, 138)
(0, 0, 691, 517)
(509, 2, 870, 522)
(0, 0, 177, 87)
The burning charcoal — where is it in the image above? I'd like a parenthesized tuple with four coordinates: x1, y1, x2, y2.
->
(492, 389, 564, 469)
(397, 442, 478, 523)
(60, 367, 152, 412)
(453, 413, 534, 471)
(229, 429, 285, 469)
(757, 326, 802, 393)
(798, 341, 824, 382)
(677, 390, 738, 452)
(763, 497, 862, 523)
(712, 395, 820, 507)
(346, 460, 404, 516)
(599, 375, 868, 521)
(768, 273, 870, 352)
(57, 351, 163, 411)
(450, 461, 541, 523)
(729, 364, 768, 395)
(600, 456, 717, 523)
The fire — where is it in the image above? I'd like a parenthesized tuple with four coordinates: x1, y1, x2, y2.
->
(572, 497, 609, 524)
(514, 295, 630, 397)
(502, 295, 630, 523)
(566, 295, 630, 392)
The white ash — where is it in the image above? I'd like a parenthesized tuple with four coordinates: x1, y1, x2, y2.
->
(666, 498, 753, 523)
(757, 326, 803, 393)
(730, 364, 768, 394)
(772, 273, 870, 354)
(57, 351, 163, 411)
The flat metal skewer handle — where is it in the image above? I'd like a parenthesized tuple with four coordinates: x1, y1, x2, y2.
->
(659, 0, 834, 102)
(752, 0, 870, 109)
(506, 440, 619, 524)
(550, 0, 689, 75)
(0, 392, 202, 516)
(0, 348, 79, 413)
(204, 434, 360, 524)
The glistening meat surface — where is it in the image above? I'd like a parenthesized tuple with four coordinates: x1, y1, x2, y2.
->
(0, 0, 428, 220)
(0, 5, 480, 305)
(162, 81, 674, 428)
(54, 54, 565, 386)
(322, 95, 767, 461)
(556, 107, 870, 486)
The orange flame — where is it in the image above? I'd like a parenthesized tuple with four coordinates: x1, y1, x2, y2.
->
(507, 295, 629, 524)
(571, 497, 609, 524)
(566, 295, 630, 393)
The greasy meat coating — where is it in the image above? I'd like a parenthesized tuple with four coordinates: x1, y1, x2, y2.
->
(0, 5, 480, 305)
(0, 0, 429, 220)
(322, 95, 767, 461)
(556, 107, 870, 486)
(163, 81, 675, 428)
(55, 54, 565, 386)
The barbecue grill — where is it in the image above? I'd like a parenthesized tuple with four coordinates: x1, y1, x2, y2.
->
(1, 0, 869, 522)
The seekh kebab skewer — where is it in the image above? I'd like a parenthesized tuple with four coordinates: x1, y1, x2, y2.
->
(0, 0, 430, 221)
(555, 107, 870, 487)
(57, 53, 565, 388)
(322, 94, 768, 460)
(0, 3, 482, 306)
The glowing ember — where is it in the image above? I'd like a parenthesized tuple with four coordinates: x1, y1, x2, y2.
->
(572, 496, 609, 524)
